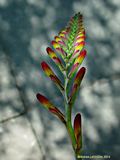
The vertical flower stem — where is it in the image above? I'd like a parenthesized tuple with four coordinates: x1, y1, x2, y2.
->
(64, 66, 76, 152)
(64, 64, 83, 160)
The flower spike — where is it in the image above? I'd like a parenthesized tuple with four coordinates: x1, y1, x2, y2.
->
(36, 13, 87, 159)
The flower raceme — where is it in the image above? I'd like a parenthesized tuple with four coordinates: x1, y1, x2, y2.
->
(36, 12, 86, 158)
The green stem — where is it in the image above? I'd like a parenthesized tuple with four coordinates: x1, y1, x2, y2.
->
(64, 67, 76, 151)
(64, 66, 83, 159)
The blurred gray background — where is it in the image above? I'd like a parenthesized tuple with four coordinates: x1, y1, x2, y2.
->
(0, 0, 120, 160)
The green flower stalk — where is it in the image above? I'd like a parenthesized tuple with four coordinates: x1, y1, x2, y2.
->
(36, 12, 87, 159)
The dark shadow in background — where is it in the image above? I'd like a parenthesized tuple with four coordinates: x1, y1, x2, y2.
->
(0, 0, 120, 160)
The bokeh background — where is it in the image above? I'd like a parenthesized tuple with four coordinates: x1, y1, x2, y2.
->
(0, 0, 120, 160)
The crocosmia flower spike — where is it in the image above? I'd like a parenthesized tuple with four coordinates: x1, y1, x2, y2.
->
(36, 12, 87, 159)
